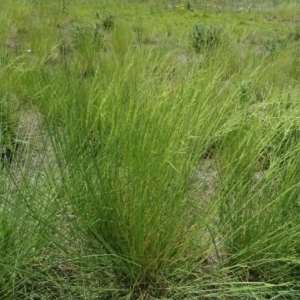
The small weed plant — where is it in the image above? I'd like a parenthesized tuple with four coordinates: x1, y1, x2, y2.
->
(190, 23, 224, 53)
(101, 12, 115, 30)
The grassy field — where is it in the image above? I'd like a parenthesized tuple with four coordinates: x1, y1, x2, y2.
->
(1, 0, 300, 299)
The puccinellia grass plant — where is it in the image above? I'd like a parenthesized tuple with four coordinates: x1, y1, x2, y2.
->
(42, 49, 237, 297)
(1, 0, 300, 298)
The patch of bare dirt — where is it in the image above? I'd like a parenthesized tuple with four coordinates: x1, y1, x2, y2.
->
(3, 34, 20, 50)
(192, 158, 219, 204)
(2, 101, 57, 193)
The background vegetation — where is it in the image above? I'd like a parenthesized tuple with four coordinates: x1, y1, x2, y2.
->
(1, 0, 300, 298)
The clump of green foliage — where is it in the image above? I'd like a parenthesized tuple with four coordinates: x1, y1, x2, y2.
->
(190, 23, 224, 53)
(101, 12, 115, 30)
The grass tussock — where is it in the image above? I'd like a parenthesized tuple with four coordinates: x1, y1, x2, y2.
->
(1, 0, 300, 299)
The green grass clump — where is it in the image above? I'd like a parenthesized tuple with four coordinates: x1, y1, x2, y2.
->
(1, 0, 300, 299)
(43, 52, 228, 295)
(190, 22, 224, 53)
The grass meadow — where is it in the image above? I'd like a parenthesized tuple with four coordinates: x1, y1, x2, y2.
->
(1, 0, 300, 298)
